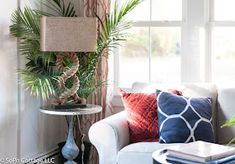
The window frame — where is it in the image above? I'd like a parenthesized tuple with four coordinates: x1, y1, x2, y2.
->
(209, 0, 235, 83)
(113, 0, 186, 90)
(111, 0, 235, 93)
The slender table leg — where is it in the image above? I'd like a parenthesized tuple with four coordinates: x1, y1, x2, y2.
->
(62, 115, 79, 164)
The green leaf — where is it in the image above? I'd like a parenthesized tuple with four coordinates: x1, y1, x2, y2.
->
(227, 137, 235, 146)
(38, 0, 77, 17)
(221, 115, 235, 128)
(97, 0, 142, 56)
(19, 70, 56, 100)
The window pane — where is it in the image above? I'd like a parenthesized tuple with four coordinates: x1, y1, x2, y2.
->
(214, 0, 235, 21)
(119, 27, 149, 88)
(212, 27, 235, 84)
(152, 0, 182, 21)
(151, 27, 181, 83)
(126, 0, 150, 21)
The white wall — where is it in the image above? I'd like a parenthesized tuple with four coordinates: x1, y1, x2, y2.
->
(0, 0, 66, 160)
(20, 92, 66, 158)
(0, 0, 18, 159)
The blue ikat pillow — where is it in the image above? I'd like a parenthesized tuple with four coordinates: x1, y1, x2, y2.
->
(157, 91, 215, 143)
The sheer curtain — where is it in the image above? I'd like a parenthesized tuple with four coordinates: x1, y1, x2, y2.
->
(79, 0, 111, 163)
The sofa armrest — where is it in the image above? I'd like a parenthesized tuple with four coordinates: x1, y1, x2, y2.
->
(89, 111, 129, 164)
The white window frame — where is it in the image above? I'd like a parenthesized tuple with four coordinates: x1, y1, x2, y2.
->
(209, 0, 235, 83)
(111, 0, 235, 93)
(112, 0, 186, 91)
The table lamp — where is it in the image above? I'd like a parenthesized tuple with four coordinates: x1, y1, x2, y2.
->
(40, 17, 97, 107)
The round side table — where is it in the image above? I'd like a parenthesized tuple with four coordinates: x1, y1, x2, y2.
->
(40, 104, 102, 164)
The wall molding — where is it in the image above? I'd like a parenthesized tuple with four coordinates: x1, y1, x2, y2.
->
(23, 147, 60, 164)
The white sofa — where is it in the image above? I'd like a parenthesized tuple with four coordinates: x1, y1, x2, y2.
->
(89, 83, 235, 164)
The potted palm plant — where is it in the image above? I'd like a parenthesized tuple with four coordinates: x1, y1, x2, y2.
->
(10, 0, 142, 163)
(10, 0, 142, 104)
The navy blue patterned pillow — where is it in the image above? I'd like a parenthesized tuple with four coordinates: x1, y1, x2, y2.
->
(157, 91, 215, 143)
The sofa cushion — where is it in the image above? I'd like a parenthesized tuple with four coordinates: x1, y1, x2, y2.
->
(117, 142, 185, 164)
(180, 83, 218, 140)
(119, 89, 158, 143)
(131, 82, 218, 141)
(119, 89, 181, 143)
(157, 91, 215, 143)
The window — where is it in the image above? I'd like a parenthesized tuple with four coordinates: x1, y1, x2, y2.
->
(211, 0, 235, 84)
(111, 0, 235, 89)
(118, 0, 182, 88)
(214, 0, 235, 21)
(119, 27, 149, 87)
(212, 27, 235, 83)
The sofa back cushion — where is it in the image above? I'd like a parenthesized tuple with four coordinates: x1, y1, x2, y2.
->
(217, 88, 235, 144)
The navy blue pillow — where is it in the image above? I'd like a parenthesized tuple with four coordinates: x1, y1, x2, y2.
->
(157, 91, 215, 143)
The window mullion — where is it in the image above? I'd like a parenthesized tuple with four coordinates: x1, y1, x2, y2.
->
(210, 0, 214, 22)
(133, 21, 183, 27)
(204, 0, 213, 82)
(204, 23, 212, 82)
(149, 0, 152, 83)
(211, 21, 235, 26)
(149, 27, 152, 83)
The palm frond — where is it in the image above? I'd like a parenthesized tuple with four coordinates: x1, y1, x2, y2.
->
(36, 0, 77, 17)
(221, 115, 235, 145)
(78, 79, 106, 98)
(221, 115, 235, 128)
(19, 70, 56, 100)
(10, 7, 40, 38)
(98, 0, 143, 53)
(10, 6, 57, 66)
(228, 137, 235, 146)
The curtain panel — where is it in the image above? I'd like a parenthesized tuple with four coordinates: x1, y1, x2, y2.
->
(78, 0, 110, 163)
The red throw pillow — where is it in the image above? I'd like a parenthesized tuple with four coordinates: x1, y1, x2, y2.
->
(119, 89, 182, 143)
